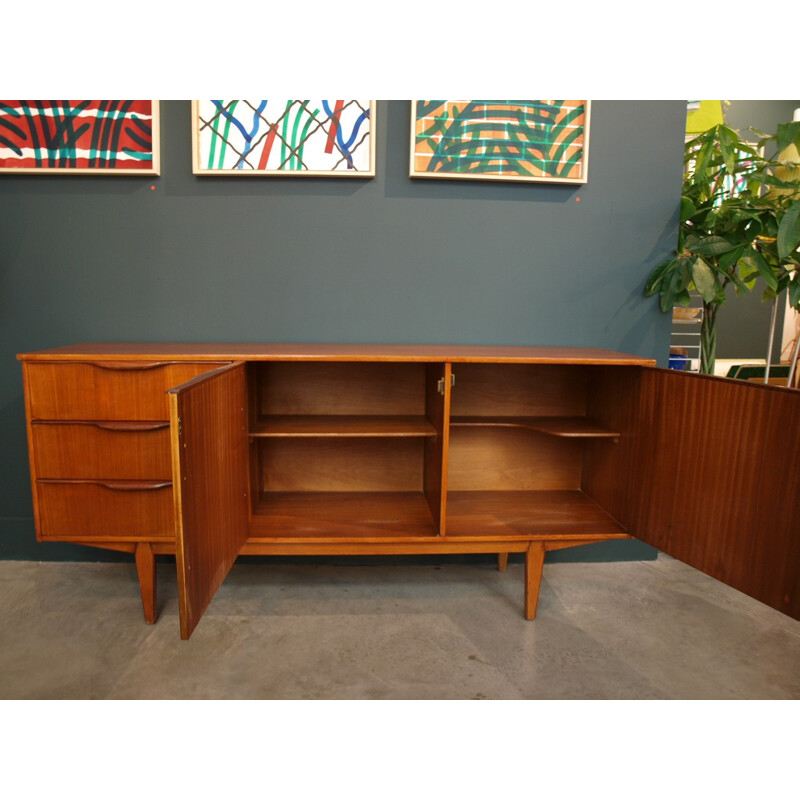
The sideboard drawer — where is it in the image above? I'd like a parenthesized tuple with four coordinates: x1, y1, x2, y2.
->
(26, 361, 227, 420)
(36, 480, 174, 539)
(31, 421, 171, 480)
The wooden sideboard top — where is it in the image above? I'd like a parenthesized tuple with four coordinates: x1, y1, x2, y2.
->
(17, 343, 657, 366)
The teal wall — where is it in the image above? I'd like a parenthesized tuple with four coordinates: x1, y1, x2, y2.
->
(0, 100, 686, 562)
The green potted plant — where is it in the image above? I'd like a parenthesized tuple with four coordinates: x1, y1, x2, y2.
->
(645, 121, 800, 374)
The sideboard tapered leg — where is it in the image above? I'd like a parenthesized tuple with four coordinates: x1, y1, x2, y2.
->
(135, 542, 157, 624)
(497, 553, 509, 572)
(524, 542, 546, 620)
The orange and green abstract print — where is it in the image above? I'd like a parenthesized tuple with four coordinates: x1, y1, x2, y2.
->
(193, 100, 375, 176)
(411, 101, 589, 183)
(0, 101, 159, 174)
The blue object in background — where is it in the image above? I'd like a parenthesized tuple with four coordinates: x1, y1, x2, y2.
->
(669, 354, 690, 370)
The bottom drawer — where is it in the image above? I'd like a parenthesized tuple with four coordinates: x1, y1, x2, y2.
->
(36, 480, 174, 539)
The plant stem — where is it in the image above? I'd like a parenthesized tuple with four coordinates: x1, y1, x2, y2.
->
(701, 303, 717, 374)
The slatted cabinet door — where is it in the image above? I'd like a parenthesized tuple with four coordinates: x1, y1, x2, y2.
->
(169, 363, 250, 639)
(629, 368, 800, 620)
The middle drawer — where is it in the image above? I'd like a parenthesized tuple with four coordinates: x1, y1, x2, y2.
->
(31, 421, 172, 480)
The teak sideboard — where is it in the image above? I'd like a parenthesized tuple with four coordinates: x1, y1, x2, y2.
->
(17, 343, 800, 639)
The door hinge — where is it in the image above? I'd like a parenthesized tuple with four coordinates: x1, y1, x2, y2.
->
(178, 417, 183, 438)
(437, 374, 455, 395)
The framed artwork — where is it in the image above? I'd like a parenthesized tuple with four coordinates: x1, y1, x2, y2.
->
(0, 101, 160, 175)
(192, 100, 376, 176)
(410, 100, 590, 184)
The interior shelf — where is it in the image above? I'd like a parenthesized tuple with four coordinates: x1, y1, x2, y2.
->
(247, 364, 624, 543)
(450, 416, 620, 438)
(251, 415, 437, 438)
(254, 415, 619, 439)
(445, 490, 628, 538)
(248, 490, 627, 541)
(249, 491, 439, 539)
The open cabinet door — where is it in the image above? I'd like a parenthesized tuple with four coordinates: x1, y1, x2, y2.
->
(169, 362, 249, 639)
(630, 368, 800, 619)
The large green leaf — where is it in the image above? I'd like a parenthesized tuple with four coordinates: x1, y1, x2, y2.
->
(645, 258, 676, 296)
(691, 257, 717, 303)
(660, 259, 691, 312)
(736, 142, 760, 159)
(790, 277, 800, 310)
(777, 201, 800, 259)
(748, 171, 800, 190)
(740, 250, 778, 291)
(692, 138, 715, 182)
(776, 121, 800, 156)
(717, 125, 739, 175)
(685, 234, 736, 256)
(660, 273, 679, 313)
(738, 257, 759, 284)
(717, 244, 744, 270)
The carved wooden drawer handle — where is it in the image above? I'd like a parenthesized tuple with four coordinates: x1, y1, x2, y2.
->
(33, 420, 170, 432)
(38, 479, 172, 491)
(88, 421, 170, 432)
(88, 361, 180, 371)
(94, 481, 172, 491)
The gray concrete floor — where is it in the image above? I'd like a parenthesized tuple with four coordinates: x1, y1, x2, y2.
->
(1, 553, 799, 699)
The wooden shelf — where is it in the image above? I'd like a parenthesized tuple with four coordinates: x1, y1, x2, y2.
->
(249, 491, 439, 539)
(248, 490, 627, 541)
(445, 490, 628, 538)
(251, 415, 437, 438)
(450, 416, 620, 438)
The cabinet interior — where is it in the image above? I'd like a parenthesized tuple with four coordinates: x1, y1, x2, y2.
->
(247, 362, 444, 538)
(244, 361, 627, 540)
(446, 364, 626, 537)
(449, 363, 589, 491)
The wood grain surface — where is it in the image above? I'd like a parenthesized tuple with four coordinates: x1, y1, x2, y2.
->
(630, 369, 800, 619)
(18, 342, 657, 365)
(26, 361, 227, 420)
(170, 363, 250, 639)
(32, 421, 171, 480)
(36, 480, 174, 539)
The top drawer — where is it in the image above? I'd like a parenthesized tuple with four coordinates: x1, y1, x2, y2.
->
(26, 361, 228, 420)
